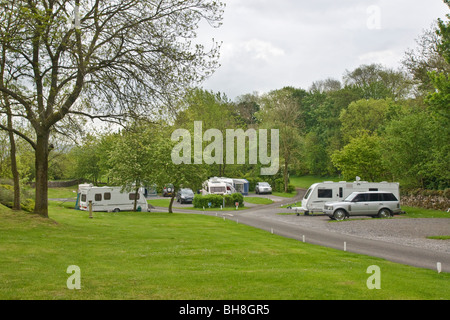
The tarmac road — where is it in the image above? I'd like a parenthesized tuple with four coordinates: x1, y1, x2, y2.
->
(162, 189, 450, 273)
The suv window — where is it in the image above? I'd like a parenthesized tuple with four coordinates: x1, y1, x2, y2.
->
(381, 193, 397, 201)
(353, 193, 368, 202)
(368, 193, 380, 201)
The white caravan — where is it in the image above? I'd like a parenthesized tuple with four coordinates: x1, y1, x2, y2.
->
(291, 180, 400, 215)
(78, 185, 149, 212)
(202, 177, 236, 195)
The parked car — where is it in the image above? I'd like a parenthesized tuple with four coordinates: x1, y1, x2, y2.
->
(176, 188, 195, 204)
(255, 182, 272, 194)
(323, 191, 401, 221)
(163, 184, 174, 197)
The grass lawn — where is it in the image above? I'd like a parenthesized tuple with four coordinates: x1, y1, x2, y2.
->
(243, 197, 273, 205)
(0, 202, 448, 300)
(47, 185, 78, 199)
(148, 199, 249, 211)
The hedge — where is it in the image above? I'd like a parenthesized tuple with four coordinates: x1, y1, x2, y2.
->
(0, 184, 35, 212)
(193, 193, 244, 208)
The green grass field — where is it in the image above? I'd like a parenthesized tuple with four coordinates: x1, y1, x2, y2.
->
(0, 202, 448, 300)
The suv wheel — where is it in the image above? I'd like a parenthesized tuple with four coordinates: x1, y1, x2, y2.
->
(378, 208, 392, 218)
(333, 209, 346, 221)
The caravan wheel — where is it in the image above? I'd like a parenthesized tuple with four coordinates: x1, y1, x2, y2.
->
(113, 208, 120, 212)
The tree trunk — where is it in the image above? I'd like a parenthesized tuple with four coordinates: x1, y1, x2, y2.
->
(34, 131, 50, 218)
(133, 187, 139, 212)
(8, 128, 20, 210)
(6, 106, 20, 210)
(283, 157, 289, 193)
(169, 193, 175, 213)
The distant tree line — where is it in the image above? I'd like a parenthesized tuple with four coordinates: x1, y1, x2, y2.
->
(0, 1, 448, 216)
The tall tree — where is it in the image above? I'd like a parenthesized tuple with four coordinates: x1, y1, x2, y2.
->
(175, 88, 239, 177)
(0, 0, 223, 217)
(107, 125, 155, 212)
(331, 132, 388, 182)
(257, 87, 303, 192)
(343, 64, 412, 100)
(0, 1, 22, 210)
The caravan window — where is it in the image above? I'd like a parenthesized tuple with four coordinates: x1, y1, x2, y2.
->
(304, 188, 312, 199)
(104, 193, 111, 200)
(95, 194, 102, 201)
(210, 187, 225, 193)
(129, 193, 140, 200)
(81, 194, 86, 202)
(318, 189, 332, 198)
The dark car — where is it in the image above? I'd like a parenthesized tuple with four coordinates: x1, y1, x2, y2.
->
(176, 188, 195, 204)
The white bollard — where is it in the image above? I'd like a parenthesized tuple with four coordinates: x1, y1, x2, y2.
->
(344, 242, 347, 252)
(437, 262, 442, 273)
(302, 235, 305, 243)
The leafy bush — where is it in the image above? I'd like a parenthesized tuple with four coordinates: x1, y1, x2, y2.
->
(193, 193, 244, 208)
(0, 184, 35, 212)
(224, 193, 244, 207)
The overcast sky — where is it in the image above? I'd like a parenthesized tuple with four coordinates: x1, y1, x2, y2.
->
(195, 0, 449, 101)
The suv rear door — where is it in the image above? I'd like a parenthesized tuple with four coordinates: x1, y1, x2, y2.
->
(350, 193, 369, 216)
(367, 193, 382, 214)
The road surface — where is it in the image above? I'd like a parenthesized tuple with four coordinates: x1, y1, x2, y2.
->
(160, 190, 450, 273)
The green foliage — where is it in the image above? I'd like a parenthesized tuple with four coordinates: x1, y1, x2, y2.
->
(193, 193, 244, 208)
(0, 184, 34, 212)
(331, 132, 388, 182)
(381, 111, 449, 189)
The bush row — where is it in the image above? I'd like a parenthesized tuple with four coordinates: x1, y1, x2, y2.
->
(193, 193, 244, 208)
(0, 184, 35, 212)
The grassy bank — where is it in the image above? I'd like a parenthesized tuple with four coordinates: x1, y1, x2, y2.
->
(0, 203, 448, 300)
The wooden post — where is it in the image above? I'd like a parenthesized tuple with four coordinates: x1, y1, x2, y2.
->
(89, 200, 93, 219)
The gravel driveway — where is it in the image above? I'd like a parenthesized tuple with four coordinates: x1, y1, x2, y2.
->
(254, 209, 450, 254)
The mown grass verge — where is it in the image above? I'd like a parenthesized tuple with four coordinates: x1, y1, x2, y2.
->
(0, 202, 448, 300)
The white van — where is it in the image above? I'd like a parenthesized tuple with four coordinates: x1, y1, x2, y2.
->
(78, 185, 149, 212)
(291, 180, 400, 215)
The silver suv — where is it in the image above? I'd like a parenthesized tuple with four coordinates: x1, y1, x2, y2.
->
(323, 191, 401, 221)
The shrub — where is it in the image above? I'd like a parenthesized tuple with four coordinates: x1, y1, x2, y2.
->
(0, 184, 35, 212)
(224, 193, 244, 207)
(193, 193, 244, 208)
